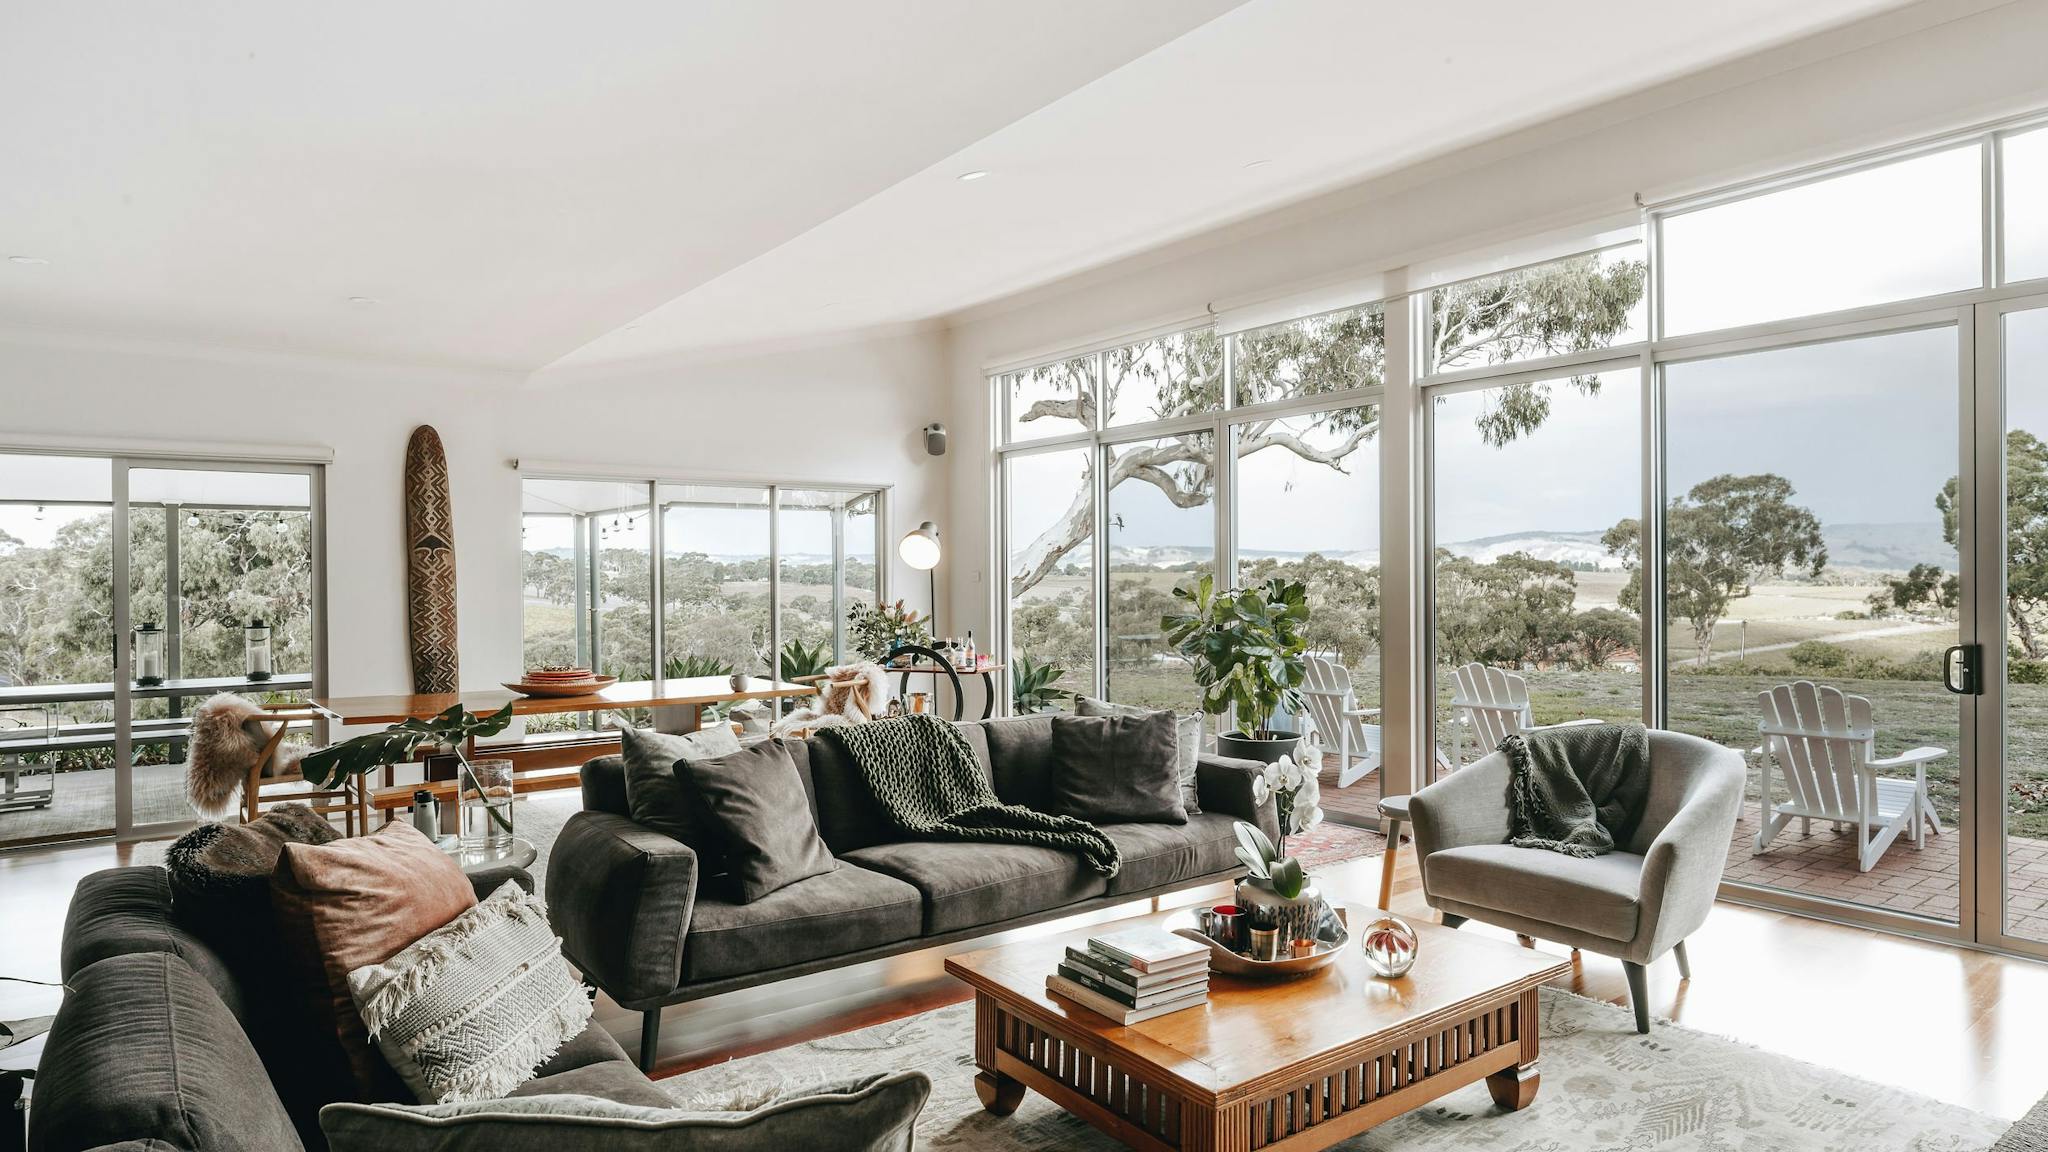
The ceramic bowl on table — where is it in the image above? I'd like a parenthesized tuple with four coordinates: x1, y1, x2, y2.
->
(502, 674, 617, 698)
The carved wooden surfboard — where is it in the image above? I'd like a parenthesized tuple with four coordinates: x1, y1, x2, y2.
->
(404, 425, 461, 694)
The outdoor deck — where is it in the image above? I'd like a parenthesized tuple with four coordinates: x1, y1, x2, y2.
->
(1311, 758, 2048, 941)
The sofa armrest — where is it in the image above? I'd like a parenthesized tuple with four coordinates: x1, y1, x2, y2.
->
(1406, 754, 1514, 894)
(1636, 750, 1745, 960)
(1195, 754, 1280, 843)
(545, 811, 699, 1007)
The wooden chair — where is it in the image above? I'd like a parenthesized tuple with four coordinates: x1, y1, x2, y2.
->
(242, 703, 364, 835)
(1446, 663, 1599, 767)
(1299, 654, 1382, 789)
(1753, 680, 1944, 872)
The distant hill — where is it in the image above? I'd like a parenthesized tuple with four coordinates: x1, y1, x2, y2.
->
(1442, 530, 1619, 570)
(1820, 522, 1953, 573)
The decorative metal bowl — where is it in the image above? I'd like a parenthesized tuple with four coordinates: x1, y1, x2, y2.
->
(1172, 899, 1349, 979)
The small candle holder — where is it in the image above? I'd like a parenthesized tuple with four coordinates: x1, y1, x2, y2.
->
(133, 622, 165, 687)
(244, 619, 273, 682)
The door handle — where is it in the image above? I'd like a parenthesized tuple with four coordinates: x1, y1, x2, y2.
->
(1943, 644, 1981, 695)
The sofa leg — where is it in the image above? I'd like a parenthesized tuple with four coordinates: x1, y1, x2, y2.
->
(639, 1008, 662, 1071)
(1673, 940, 1692, 981)
(1441, 913, 1467, 929)
(1623, 962, 1650, 1034)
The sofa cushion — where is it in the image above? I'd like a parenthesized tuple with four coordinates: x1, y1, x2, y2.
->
(30, 951, 305, 1152)
(617, 723, 740, 875)
(805, 726, 991, 855)
(1078, 697, 1204, 815)
(272, 821, 478, 1103)
(319, 1072, 929, 1152)
(841, 840, 1108, 936)
(1426, 844, 1644, 942)
(682, 863, 922, 983)
(507, 1024, 675, 1109)
(1048, 712, 1186, 825)
(1099, 813, 1241, 897)
(682, 739, 838, 903)
(59, 866, 246, 1023)
(979, 713, 1057, 811)
(580, 755, 631, 817)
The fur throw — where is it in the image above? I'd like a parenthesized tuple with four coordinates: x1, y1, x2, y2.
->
(771, 661, 891, 736)
(184, 692, 311, 817)
(165, 802, 338, 892)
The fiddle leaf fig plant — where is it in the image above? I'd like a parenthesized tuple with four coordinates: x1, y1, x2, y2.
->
(1161, 574, 1310, 738)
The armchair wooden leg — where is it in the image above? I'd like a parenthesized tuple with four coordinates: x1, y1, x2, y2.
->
(1673, 940, 1691, 980)
(639, 1008, 662, 1071)
(1623, 962, 1650, 1034)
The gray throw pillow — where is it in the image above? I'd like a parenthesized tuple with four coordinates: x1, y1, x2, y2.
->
(319, 1071, 930, 1152)
(1048, 711, 1187, 825)
(681, 740, 838, 903)
(1077, 696, 1203, 815)
(615, 723, 741, 874)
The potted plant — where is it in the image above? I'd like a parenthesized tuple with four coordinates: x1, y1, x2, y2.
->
(1231, 756, 1329, 947)
(298, 703, 516, 836)
(1009, 654, 1070, 714)
(845, 599, 931, 663)
(1161, 574, 1310, 763)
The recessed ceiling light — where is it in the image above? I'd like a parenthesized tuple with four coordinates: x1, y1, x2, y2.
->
(347, 296, 378, 305)
(957, 170, 990, 182)
(8, 255, 49, 265)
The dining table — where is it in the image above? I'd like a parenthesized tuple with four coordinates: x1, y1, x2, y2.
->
(309, 674, 816, 742)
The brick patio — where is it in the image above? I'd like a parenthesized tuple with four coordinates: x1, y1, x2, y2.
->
(1313, 761, 2048, 940)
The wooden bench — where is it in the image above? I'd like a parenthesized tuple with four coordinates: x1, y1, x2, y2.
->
(365, 731, 621, 814)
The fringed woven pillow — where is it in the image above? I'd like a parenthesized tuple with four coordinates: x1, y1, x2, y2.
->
(347, 881, 591, 1103)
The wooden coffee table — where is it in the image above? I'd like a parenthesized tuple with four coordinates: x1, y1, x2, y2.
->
(945, 904, 1570, 1151)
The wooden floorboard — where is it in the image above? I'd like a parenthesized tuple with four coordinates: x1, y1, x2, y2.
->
(7, 832, 2048, 1120)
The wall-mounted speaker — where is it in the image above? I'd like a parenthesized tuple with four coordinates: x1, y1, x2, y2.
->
(924, 422, 948, 456)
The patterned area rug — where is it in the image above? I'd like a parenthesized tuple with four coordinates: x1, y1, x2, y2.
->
(1287, 821, 1385, 873)
(663, 987, 2005, 1151)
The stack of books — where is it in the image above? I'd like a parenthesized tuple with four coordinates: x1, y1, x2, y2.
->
(1047, 925, 1210, 1025)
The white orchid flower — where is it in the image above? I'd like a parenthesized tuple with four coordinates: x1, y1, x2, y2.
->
(1295, 803, 1325, 833)
(1250, 773, 1270, 806)
(1278, 760, 1303, 791)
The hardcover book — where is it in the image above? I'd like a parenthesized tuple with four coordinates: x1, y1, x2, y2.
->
(1087, 926, 1208, 973)
(1046, 973, 1207, 1025)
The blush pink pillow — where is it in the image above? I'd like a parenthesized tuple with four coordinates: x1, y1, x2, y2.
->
(271, 820, 476, 1102)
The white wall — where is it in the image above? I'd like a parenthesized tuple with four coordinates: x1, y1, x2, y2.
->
(0, 326, 950, 705)
(942, 0, 2048, 645)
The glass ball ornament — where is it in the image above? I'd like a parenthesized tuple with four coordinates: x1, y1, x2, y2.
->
(1359, 913, 1418, 978)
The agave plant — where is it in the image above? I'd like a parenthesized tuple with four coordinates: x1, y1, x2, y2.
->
(663, 652, 735, 679)
(778, 637, 832, 682)
(1010, 654, 1069, 714)
(1233, 820, 1307, 900)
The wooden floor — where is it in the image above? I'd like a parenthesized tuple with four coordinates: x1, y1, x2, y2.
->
(7, 834, 2048, 1122)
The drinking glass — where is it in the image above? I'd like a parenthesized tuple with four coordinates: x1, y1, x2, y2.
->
(462, 759, 515, 849)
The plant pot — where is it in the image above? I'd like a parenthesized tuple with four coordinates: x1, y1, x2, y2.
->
(1215, 730, 1301, 764)
(1234, 877, 1331, 949)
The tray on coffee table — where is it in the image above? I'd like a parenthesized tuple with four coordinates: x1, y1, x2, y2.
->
(944, 902, 1570, 1151)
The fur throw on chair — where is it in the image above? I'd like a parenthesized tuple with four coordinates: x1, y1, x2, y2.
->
(185, 692, 310, 818)
(771, 661, 891, 736)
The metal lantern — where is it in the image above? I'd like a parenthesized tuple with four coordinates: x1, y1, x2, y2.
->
(133, 622, 165, 687)
(245, 619, 273, 681)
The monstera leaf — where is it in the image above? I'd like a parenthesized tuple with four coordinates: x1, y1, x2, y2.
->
(298, 703, 514, 789)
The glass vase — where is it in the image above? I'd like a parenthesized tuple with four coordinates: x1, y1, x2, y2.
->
(460, 759, 515, 850)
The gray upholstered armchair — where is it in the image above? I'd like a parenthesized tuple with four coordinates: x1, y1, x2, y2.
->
(1407, 728, 1744, 1033)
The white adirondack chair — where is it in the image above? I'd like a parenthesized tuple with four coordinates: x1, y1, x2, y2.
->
(1445, 663, 1602, 767)
(1299, 654, 1382, 788)
(1753, 680, 1945, 873)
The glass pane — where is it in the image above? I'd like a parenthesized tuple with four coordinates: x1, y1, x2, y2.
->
(1237, 406, 1381, 810)
(660, 484, 770, 678)
(521, 512, 585, 672)
(1662, 146, 1982, 335)
(1006, 450, 1094, 704)
(1004, 353, 1097, 442)
(2002, 307, 2048, 943)
(1430, 369, 1643, 775)
(1106, 433, 1213, 714)
(520, 478, 651, 680)
(843, 491, 880, 659)
(775, 488, 864, 673)
(1233, 304, 1385, 407)
(1428, 245, 1645, 373)
(2006, 127, 2048, 284)
(1663, 328, 1960, 924)
(1104, 329, 1221, 427)
(0, 454, 115, 845)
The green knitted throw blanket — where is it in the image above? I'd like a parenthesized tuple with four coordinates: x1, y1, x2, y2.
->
(829, 713, 1121, 876)
(1501, 721, 1650, 858)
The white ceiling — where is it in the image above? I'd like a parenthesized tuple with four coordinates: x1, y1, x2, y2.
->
(1, 0, 1915, 374)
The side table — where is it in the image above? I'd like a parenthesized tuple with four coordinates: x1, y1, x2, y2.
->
(440, 836, 538, 875)
(1376, 793, 1410, 911)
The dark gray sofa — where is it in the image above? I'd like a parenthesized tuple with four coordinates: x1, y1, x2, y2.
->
(547, 713, 1281, 1068)
(29, 863, 671, 1152)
